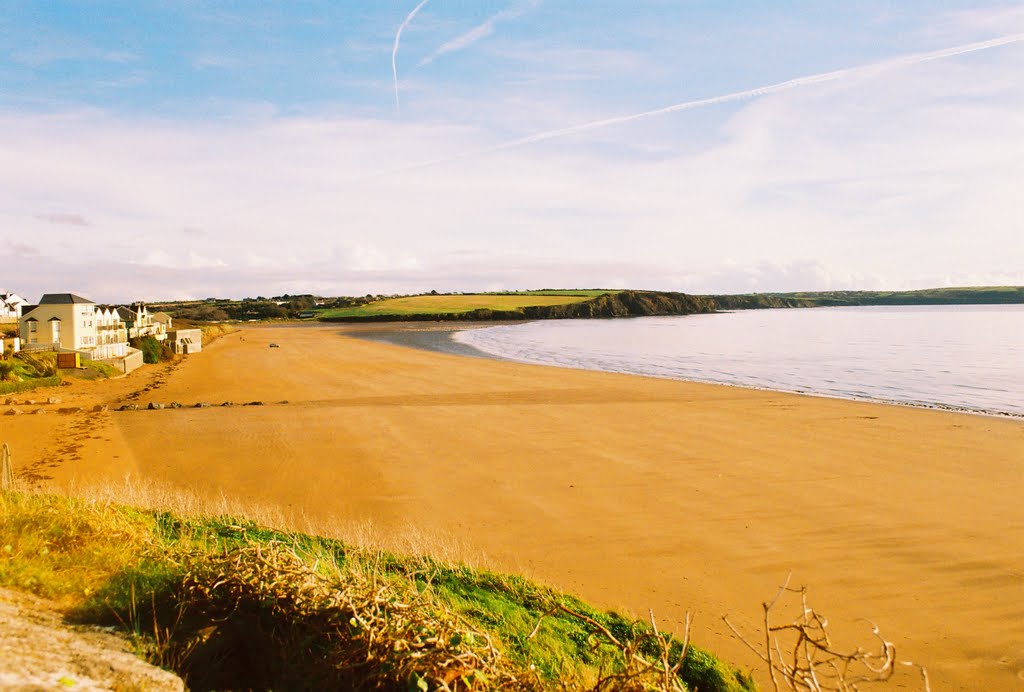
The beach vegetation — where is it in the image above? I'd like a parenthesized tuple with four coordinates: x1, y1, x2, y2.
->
(0, 351, 120, 394)
(0, 487, 754, 691)
(130, 336, 175, 364)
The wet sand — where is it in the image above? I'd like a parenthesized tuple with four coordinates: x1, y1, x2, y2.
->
(4, 324, 1022, 689)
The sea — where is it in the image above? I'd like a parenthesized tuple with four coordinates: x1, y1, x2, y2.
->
(450, 305, 1024, 417)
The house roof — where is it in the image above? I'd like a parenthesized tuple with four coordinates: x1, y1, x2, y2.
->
(115, 307, 134, 320)
(152, 312, 173, 322)
(39, 293, 94, 305)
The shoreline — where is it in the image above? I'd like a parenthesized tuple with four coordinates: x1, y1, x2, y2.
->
(339, 320, 1024, 420)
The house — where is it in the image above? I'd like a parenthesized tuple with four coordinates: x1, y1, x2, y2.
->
(117, 303, 169, 340)
(19, 293, 129, 360)
(167, 328, 202, 355)
(1, 292, 26, 323)
(152, 311, 173, 331)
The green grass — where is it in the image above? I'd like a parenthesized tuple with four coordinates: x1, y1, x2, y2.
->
(317, 292, 612, 319)
(0, 490, 754, 691)
(0, 351, 119, 394)
(0, 375, 62, 395)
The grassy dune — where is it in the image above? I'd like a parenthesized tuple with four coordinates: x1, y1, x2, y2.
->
(0, 351, 118, 395)
(317, 291, 611, 319)
(0, 488, 753, 691)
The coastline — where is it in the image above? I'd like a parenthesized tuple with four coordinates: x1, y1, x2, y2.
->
(337, 321, 504, 360)
(340, 320, 1024, 419)
(4, 324, 1022, 690)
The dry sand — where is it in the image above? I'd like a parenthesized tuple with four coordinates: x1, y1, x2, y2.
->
(4, 323, 1022, 690)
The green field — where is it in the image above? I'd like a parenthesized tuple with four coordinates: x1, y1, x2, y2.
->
(317, 291, 611, 318)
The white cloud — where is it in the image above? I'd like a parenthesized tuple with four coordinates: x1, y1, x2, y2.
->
(0, 23, 1020, 301)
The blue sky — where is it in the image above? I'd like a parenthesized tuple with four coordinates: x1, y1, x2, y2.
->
(1, 1, 1022, 301)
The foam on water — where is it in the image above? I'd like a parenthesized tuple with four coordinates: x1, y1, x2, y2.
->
(452, 305, 1024, 416)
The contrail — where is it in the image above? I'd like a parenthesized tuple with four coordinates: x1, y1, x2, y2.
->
(392, 0, 431, 114)
(486, 32, 1024, 152)
(367, 31, 1023, 176)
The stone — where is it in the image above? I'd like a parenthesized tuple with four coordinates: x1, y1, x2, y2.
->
(148, 402, 165, 410)
(46, 397, 60, 404)
(0, 588, 185, 692)
(4, 408, 22, 416)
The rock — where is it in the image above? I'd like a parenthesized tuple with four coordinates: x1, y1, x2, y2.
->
(169, 402, 183, 409)
(119, 404, 139, 411)
(244, 401, 264, 406)
(148, 402, 165, 410)
(0, 587, 185, 692)
(32, 409, 46, 415)
(93, 405, 109, 413)
(194, 402, 211, 408)
(222, 401, 234, 407)
(23, 400, 36, 406)
(57, 407, 84, 415)
(4, 408, 22, 416)
(46, 397, 61, 404)
(3, 398, 13, 405)
(278, 400, 289, 405)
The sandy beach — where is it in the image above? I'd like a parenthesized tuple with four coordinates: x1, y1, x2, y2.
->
(4, 323, 1022, 690)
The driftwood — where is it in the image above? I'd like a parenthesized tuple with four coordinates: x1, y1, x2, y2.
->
(723, 574, 930, 691)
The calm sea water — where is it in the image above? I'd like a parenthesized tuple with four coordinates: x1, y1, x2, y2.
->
(452, 305, 1024, 416)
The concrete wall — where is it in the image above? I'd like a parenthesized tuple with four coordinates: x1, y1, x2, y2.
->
(96, 347, 144, 375)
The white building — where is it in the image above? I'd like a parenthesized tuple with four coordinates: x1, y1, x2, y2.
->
(20, 293, 129, 359)
(1, 292, 25, 323)
(116, 303, 169, 340)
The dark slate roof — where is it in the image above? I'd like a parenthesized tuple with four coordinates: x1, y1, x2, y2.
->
(39, 293, 94, 305)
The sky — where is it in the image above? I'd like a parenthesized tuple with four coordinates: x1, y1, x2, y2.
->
(1, 1, 1022, 302)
